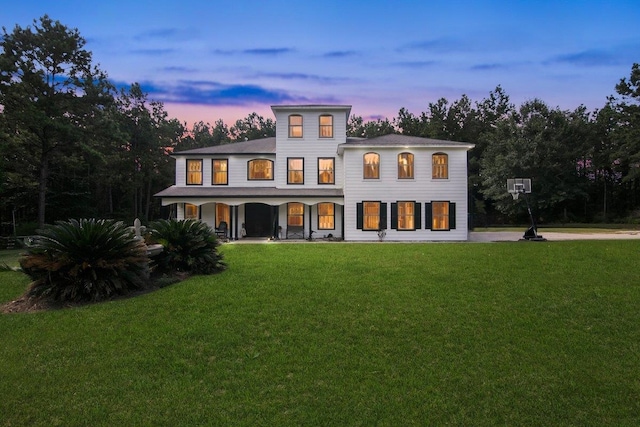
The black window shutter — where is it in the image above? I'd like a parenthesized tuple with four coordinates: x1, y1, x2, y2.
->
(380, 202, 387, 229)
(415, 202, 422, 229)
(450, 202, 456, 230)
(356, 203, 363, 229)
(391, 203, 398, 229)
(425, 202, 432, 230)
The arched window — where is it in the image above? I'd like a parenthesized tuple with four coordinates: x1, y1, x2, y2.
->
(319, 114, 333, 138)
(248, 159, 274, 180)
(398, 152, 414, 179)
(289, 114, 303, 138)
(432, 153, 448, 179)
(363, 152, 380, 179)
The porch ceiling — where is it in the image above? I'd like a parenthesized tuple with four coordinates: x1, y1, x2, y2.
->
(155, 186, 344, 206)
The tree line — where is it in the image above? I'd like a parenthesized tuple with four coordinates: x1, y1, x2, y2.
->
(1, 16, 639, 235)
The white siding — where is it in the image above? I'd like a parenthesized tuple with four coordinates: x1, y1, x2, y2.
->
(342, 146, 469, 241)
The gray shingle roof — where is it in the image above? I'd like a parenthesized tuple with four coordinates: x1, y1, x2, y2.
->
(174, 137, 276, 155)
(342, 134, 473, 147)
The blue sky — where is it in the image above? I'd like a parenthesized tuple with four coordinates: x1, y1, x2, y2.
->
(3, 0, 639, 125)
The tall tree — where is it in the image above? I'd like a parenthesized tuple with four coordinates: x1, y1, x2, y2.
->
(347, 116, 395, 138)
(0, 15, 113, 228)
(229, 112, 275, 142)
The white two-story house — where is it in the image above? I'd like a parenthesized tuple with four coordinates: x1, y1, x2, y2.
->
(155, 105, 474, 241)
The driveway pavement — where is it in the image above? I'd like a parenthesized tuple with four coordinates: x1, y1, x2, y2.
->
(469, 230, 640, 242)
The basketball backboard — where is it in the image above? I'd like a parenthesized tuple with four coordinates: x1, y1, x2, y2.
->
(507, 178, 531, 199)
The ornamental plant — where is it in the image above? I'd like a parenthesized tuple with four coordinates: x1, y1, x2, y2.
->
(148, 219, 226, 275)
(20, 219, 150, 302)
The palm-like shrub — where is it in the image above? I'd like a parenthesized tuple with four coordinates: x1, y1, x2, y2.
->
(148, 219, 226, 275)
(20, 219, 150, 302)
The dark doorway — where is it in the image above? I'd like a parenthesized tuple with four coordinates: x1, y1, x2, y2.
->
(244, 203, 273, 237)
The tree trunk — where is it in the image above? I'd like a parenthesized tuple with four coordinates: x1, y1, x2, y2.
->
(38, 154, 49, 229)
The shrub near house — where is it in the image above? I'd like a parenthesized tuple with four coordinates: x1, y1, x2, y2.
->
(20, 219, 150, 302)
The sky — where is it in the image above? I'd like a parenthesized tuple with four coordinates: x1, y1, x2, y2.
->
(2, 0, 639, 126)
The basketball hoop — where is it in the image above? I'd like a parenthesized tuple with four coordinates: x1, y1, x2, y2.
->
(511, 192, 519, 200)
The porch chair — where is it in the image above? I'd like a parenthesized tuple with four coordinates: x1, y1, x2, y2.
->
(215, 221, 228, 240)
(286, 225, 304, 239)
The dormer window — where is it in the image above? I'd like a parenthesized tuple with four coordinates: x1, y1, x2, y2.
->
(319, 115, 333, 138)
(289, 114, 303, 138)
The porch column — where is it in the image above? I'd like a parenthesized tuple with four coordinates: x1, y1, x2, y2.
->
(233, 205, 239, 240)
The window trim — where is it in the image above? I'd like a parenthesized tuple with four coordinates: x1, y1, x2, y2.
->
(398, 152, 415, 179)
(391, 201, 420, 231)
(212, 159, 228, 185)
(357, 201, 387, 231)
(288, 114, 303, 138)
(287, 202, 305, 226)
(425, 201, 456, 231)
(247, 159, 274, 181)
(317, 202, 335, 230)
(432, 153, 449, 179)
(318, 157, 335, 184)
(287, 157, 304, 185)
(319, 114, 333, 138)
(186, 159, 203, 185)
(184, 203, 199, 219)
(363, 152, 380, 179)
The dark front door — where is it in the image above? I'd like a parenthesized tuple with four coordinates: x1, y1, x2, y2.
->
(244, 203, 273, 237)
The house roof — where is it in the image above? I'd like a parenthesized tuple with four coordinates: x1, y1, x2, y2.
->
(340, 133, 474, 149)
(174, 137, 276, 156)
(155, 186, 343, 199)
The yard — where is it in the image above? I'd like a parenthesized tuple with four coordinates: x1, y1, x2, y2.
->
(1, 241, 639, 426)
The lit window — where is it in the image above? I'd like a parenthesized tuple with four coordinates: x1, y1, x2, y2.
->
(432, 153, 448, 179)
(318, 203, 335, 229)
(184, 203, 198, 219)
(212, 159, 228, 185)
(288, 158, 304, 184)
(397, 201, 415, 230)
(319, 115, 333, 138)
(186, 159, 202, 185)
(432, 201, 450, 230)
(216, 203, 230, 228)
(398, 152, 414, 179)
(318, 158, 334, 184)
(289, 115, 303, 138)
(364, 152, 380, 179)
(288, 203, 304, 226)
(248, 159, 273, 180)
(363, 201, 380, 230)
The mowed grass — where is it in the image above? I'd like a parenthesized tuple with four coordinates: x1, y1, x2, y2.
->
(1, 241, 640, 426)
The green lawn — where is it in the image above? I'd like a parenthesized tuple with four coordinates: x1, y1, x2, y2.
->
(2, 241, 640, 426)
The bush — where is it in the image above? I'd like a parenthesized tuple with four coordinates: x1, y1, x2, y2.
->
(20, 219, 150, 302)
(148, 219, 226, 275)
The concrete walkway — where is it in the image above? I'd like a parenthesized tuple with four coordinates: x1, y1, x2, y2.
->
(469, 230, 640, 242)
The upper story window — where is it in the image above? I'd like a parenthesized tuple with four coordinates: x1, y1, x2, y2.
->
(432, 153, 448, 179)
(248, 159, 273, 180)
(289, 114, 303, 138)
(186, 159, 203, 185)
(318, 158, 335, 184)
(319, 115, 333, 138)
(398, 152, 414, 179)
(363, 152, 380, 179)
(288, 157, 304, 184)
(212, 159, 228, 185)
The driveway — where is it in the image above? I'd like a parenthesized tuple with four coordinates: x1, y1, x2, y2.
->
(469, 230, 640, 242)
